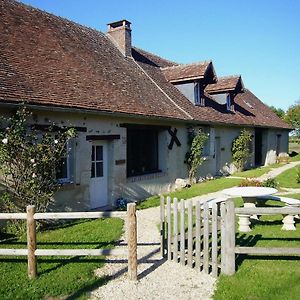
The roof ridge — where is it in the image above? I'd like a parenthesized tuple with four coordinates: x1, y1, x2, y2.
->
(132, 46, 177, 66)
(161, 60, 212, 70)
(217, 75, 241, 80)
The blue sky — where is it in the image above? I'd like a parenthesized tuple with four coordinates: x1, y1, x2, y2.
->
(20, 0, 300, 111)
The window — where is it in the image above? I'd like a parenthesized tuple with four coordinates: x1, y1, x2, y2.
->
(127, 128, 159, 177)
(56, 139, 75, 183)
(91, 145, 103, 178)
(194, 82, 203, 105)
(226, 94, 231, 111)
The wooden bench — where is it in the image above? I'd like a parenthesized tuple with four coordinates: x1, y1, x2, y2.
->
(257, 195, 300, 230)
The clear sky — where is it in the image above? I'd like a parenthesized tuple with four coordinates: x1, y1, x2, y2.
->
(20, 0, 300, 111)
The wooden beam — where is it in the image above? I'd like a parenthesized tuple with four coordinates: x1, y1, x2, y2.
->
(86, 134, 120, 141)
(31, 124, 87, 132)
(119, 123, 170, 131)
(34, 211, 126, 220)
(236, 247, 300, 256)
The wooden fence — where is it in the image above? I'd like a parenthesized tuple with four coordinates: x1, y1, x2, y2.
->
(0, 203, 137, 280)
(161, 197, 300, 277)
(160, 196, 228, 277)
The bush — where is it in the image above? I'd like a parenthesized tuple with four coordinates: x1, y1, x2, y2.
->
(262, 178, 278, 188)
(232, 129, 253, 172)
(297, 168, 300, 184)
(239, 179, 262, 187)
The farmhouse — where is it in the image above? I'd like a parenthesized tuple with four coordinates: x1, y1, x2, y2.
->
(0, 0, 291, 210)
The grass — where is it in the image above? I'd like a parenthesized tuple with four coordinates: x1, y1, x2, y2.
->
(0, 218, 123, 299)
(290, 153, 300, 162)
(137, 177, 242, 209)
(214, 199, 300, 300)
(275, 165, 300, 188)
(233, 164, 280, 178)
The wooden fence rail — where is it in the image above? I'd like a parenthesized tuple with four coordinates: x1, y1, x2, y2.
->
(161, 197, 300, 277)
(224, 203, 300, 275)
(0, 203, 137, 280)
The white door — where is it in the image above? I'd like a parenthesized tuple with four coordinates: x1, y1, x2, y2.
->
(89, 142, 108, 209)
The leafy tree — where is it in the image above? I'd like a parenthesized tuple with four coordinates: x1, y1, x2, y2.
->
(269, 105, 285, 119)
(285, 102, 300, 138)
(0, 107, 75, 216)
(231, 129, 252, 172)
(186, 129, 208, 184)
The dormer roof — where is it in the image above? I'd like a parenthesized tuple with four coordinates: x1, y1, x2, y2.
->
(206, 75, 244, 94)
(161, 61, 217, 84)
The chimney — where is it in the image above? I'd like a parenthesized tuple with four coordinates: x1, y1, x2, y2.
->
(107, 20, 132, 57)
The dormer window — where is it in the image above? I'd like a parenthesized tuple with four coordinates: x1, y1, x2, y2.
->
(226, 94, 231, 111)
(194, 82, 202, 106)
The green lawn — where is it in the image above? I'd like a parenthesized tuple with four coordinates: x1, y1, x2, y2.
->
(233, 164, 280, 178)
(0, 218, 123, 299)
(276, 166, 300, 188)
(214, 199, 300, 300)
(137, 178, 242, 209)
(290, 153, 300, 162)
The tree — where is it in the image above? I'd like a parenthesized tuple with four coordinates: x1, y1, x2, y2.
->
(269, 105, 285, 119)
(285, 103, 300, 138)
(0, 107, 75, 215)
(186, 129, 208, 184)
(231, 129, 253, 172)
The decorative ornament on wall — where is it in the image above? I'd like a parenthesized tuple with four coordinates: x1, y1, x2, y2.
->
(168, 128, 181, 150)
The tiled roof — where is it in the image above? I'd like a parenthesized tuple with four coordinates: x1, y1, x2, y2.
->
(133, 48, 292, 129)
(161, 61, 214, 82)
(0, 0, 189, 121)
(0, 0, 292, 130)
(206, 75, 244, 93)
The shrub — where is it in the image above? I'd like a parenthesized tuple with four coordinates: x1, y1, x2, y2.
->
(232, 129, 253, 172)
(239, 179, 262, 187)
(262, 178, 278, 188)
(185, 129, 208, 184)
(297, 168, 300, 184)
(0, 107, 76, 216)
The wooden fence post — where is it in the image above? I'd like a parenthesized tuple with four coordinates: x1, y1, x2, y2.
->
(160, 196, 165, 258)
(166, 197, 172, 261)
(127, 203, 137, 281)
(223, 200, 236, 275)
(27, 205, 37, 279)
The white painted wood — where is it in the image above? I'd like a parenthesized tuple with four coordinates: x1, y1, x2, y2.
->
(180, 199, 185, 266)
(235, 247, 300, 255)
(224, 200, 235, 275)
(211, 202, 218, 278)
(220, 202, 226, 274)
(160, 196, 165, 258)
(0, 249, 28, 255)
(167, 196, 172, 261)
(187, 200, 193, 268)
(203, 202, 209, 274)
(34, 211, 126, 220)
(89, 142, 108, 209)
(0, 213, 27, 220)
(235, 207, 300, 215)
(195, 201, 201, 270)
(35, 248, 125, 256)
(173, 198, 179, 262)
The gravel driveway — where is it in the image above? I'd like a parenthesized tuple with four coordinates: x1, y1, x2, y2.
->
(91, 206, 216, 300)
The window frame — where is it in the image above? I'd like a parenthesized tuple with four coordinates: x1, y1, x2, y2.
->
(56, 139, 74, 184)
(126, 128, 160, 177)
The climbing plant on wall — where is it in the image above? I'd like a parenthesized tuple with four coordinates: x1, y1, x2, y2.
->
(231, 129, 253, 172)
(186, 128, 208, 184)
(0, 107, 75, 221)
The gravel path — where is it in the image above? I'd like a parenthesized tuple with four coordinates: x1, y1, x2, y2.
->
(91, 206, 216, 300)
(91, 161, 300, 299)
